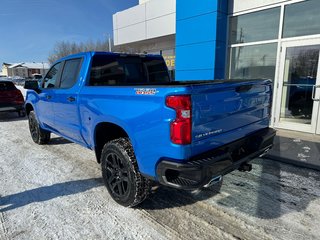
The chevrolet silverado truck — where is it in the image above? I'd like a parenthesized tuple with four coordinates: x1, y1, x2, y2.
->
(24, 52, 276, 207)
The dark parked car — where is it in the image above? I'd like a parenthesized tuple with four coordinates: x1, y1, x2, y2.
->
(0, 80, 25, 117)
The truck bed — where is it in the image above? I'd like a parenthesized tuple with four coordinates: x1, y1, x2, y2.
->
(100, 79, 267, 86)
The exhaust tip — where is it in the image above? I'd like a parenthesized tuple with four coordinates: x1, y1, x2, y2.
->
(203, 175, 222, 188)
(259, 148, 271, 157)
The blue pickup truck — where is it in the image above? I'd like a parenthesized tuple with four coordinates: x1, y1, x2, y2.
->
(24, 52, 275, 207)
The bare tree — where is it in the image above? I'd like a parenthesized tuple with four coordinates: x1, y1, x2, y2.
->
(113, 44, 139, 54)
(48, 39, 114, 64)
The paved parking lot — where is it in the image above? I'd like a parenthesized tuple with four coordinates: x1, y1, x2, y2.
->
(1, 112, 320, 240)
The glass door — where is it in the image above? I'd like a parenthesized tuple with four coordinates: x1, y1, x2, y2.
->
(275, 39, 320, 134)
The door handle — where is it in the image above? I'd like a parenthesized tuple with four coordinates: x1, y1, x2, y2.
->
(46, 95, 52, 100)
(312, 85, 320, 101)
(67, 96, 76, 102)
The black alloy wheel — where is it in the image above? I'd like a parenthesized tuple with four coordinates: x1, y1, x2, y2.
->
(29, 112, 39, 142)
(105, 152, 130, 199)
(28, 111, 50, 144)
(101, 138, 151, 207)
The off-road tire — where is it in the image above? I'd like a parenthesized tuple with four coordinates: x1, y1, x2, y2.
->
(28, 111, 51, 144)
(101, 138, 151, 207)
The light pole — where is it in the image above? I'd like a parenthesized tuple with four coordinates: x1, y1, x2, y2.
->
(108, 34, 112, 52)
(103, 33, 112, 52)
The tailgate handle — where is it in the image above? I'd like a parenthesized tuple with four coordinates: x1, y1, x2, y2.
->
(236, 85, 253, 93)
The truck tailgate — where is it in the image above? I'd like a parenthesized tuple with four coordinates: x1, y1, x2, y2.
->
(191, 79, 272, 142)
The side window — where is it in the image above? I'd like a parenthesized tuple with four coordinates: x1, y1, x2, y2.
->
(143, 59, 170, 83)
(42, 62, 62, 89)
(90, 55, 125, 86)
(89, 55, 171, 86)
(60, 58, 82, 89)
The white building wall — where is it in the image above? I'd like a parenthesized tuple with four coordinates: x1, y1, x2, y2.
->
(116, 5, 146, 29)
(11, 68, 28, 78)
(139, 0, 151, 4)
(2, 66, 9, 77)
(7, 68, 13, 77)
(146, 14, 175, 39)
(113, 0, 176, 46)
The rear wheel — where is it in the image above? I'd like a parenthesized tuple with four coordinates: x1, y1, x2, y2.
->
(28, 111, 51, 144)
(101, 138, 151, 207)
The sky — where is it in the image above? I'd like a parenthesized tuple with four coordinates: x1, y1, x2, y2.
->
(0, 0, 138, 70)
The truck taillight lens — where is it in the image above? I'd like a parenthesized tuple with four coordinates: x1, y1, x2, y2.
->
(166, 95, 192, 145)
(14, 90, 24, 104)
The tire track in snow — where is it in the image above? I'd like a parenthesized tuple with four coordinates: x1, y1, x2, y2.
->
(0, 118, 181, 239)
(1, 116, 320, 240)
(138, 209, 183, 240)
(140, 194, 238, 240)
(0, 210, 8, 240)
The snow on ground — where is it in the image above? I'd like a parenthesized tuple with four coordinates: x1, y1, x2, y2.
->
(0, 114, 320, 240)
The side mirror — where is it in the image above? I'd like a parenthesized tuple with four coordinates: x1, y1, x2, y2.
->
(24, 80, 40, 92)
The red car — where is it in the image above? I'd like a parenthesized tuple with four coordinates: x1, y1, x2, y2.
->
(0, 80, 25, 117)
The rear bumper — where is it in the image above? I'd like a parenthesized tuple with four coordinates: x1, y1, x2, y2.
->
(0, 103, 24, 112)
(156, 128, 276, 190)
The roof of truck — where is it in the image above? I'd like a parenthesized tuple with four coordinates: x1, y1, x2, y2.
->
(53, 51, 163, 65)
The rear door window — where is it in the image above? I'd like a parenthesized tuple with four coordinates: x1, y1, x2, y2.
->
(144, 59, 170, 83)
(60, 58, 82, 89)
(90, 56, 125, 86)
(0, 82, 15, 91)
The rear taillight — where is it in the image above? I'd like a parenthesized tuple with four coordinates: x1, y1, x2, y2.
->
(166, 95, 192, 145)
(13, 90, 24, 104)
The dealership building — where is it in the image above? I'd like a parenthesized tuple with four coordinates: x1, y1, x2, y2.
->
(113, 0, 320, 136)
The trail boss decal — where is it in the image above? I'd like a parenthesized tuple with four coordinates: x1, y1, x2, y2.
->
(135, 88, 158, 95)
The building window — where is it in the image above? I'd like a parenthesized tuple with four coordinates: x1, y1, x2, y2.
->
(229, 43, 278, 81)
(229, 7, 280, 44)
(283, 0, 320, 38)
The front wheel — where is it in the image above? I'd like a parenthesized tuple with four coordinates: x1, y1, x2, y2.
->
(28, 111, 51, 144)
(101, 138, 151, 207)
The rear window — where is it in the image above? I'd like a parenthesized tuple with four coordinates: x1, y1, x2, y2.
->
(89, 55, 170, 86)
(0, 82, 16, 91)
